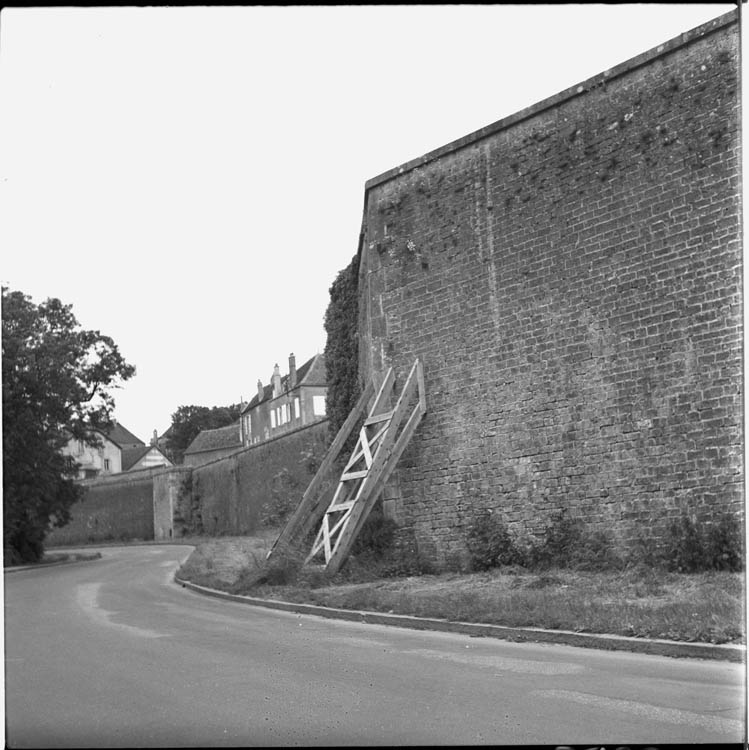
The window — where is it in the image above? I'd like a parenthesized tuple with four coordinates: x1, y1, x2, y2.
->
(313, 395, 326, 416)
(284, 403, 290, 423)
(104, 459, 110, 472)
(270, 410, 276, 429)
(294, 398, 301, 420)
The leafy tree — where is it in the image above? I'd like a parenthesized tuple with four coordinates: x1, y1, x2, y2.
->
(323, 254, 361, 444)
(2, 288, 135, 564)
(166, 404, 242, 464)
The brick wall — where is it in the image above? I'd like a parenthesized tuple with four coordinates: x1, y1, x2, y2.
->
(357, 13, 741, 567)
(46, 467, 160, 546)
(181, 419, 330, 536)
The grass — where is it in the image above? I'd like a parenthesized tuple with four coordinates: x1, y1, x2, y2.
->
(175, 528, 282, 588)
(4, 550, 104, 567)
(176, 533, 746, 646)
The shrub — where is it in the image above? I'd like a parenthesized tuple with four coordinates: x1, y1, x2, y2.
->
(352, 507, 397, 558)
(664, 512, 743, 573)
(465, 508, 622, 573)
(260, 468, 300, 528)
(173, 472, 203, 537)
(532, 510, 622, 571)
(704, 514, 744, 571)
(465, 510, 524, 572)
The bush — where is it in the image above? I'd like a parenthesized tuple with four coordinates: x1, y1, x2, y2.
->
(704, 514, 744, 571)
(466, 510, 525, 572)
(664, 512, 743, 573)
(352, 507, 397, 558)
(465, 508, 622, 573)
(260, 468, 301, 528)
(532, 510, 621, 571)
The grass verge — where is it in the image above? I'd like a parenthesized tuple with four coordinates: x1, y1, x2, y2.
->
(176, 535, 745, 645)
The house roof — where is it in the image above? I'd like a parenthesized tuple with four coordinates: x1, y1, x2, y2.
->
(121, 445, 171, 471)
(105, 422, 144, 448)
(241, 354, 327, 414)
(184, 423, 242, 455)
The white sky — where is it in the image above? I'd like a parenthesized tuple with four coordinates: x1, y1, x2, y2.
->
(0, 4, 736, 443)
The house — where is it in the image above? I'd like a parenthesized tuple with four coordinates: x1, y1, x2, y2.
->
(62, 421, 146, 479)
(154, 426, 174, 460)
(183, 423, 243, 467)
(121, 444, 173, 472)
(240, 352, 328, 447)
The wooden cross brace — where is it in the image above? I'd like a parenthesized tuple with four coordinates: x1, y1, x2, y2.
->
(306, 358, 426, 575)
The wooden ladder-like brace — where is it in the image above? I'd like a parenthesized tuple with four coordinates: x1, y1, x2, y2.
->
(262, 379, 376, 574)
(306, 358, 426, 575)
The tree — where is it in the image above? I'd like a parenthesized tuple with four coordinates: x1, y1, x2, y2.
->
(166, 404, 242, 464)
(2, 288, 135, 564)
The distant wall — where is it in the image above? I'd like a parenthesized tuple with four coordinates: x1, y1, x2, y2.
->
(153, 467, 191, 541)
(47, 420, 331, 546)
(46, 467, 162, 546)
(357, 13, 741, 567)
(183, 446, 241, 467)
(180, 420, 330, 536)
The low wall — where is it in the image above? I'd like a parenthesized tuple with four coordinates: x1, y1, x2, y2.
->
(46, 466, 164, 546)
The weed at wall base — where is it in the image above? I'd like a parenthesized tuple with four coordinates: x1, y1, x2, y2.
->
(464, 506, 744, 574)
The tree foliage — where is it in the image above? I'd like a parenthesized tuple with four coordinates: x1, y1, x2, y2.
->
(166, 404, 242, 464)
(323, 254, 361, 443)
(2, 288, 135, 564)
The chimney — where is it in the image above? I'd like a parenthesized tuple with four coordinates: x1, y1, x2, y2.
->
(257, 379, 264, 402)
(288, 352, 297, 389)
(272, 364, 282, 398)
(151, 429, 158, 446)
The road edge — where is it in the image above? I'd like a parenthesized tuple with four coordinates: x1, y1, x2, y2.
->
(174, 575, 746, 663)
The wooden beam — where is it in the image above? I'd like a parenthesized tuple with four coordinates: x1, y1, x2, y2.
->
(322, 359, 425, 575)
(341, 470, 369, 481)
(266, 379, 375, 562)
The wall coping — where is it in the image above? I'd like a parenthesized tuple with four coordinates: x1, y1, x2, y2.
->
(76, 463, 183, 487)
(364, 9, 737, 192)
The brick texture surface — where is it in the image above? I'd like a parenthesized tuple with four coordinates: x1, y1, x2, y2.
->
(358, 16, 741, 567)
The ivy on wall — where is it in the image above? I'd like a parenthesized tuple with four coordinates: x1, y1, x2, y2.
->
(323, 254, 361, 443)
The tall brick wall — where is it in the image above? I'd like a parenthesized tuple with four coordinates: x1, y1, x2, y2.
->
(183, 419, 330, 536)
(358, 13, 741, 567)
(46, 468, 159, 546)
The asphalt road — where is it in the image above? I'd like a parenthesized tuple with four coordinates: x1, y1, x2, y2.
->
(4, 545, 746, 747)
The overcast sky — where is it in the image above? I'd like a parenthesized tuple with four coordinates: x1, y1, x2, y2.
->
(0, 4, 736, 443)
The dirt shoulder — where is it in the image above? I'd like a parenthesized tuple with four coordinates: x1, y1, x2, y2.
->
(176, 534, 745, 647)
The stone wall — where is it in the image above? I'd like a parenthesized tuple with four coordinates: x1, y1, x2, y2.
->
(46, 467, 162, 546)
(48, 420, 331, 546)
(175, 419, 330, 537)
(153, 466, 191, 541)
(357, 13, 741, 567)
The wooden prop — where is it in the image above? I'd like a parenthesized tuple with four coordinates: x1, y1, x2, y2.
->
(306, 358, 426, 575)
(264, 379, 376, 567)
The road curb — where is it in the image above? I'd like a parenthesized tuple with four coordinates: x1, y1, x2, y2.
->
(174, 576, 745, 663)
(4, 555, 103, 574)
